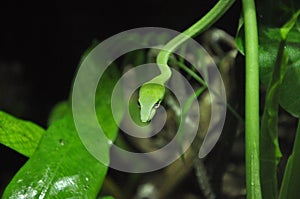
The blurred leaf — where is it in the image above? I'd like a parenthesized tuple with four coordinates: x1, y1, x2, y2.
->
(279, 10, 300, 118)
(235, 16, 245, 55)
(100, 196, 115, 199)
(3, 59, 124, 198)
(0, 111, 45, 157)
(122, 49, 146, 68)
(260, 11, 299, 199)
(279, 58, 300, 118)
(256, 0, 300, 27)
(259, 13, 300, 117)
(260, 40, 287, 199)
(279, 120, 300, 199)
(259, 27, 300, 84)
(280, 9, 300, 39)
(95, 63, 124, 140)
(47, 101, 70, 126)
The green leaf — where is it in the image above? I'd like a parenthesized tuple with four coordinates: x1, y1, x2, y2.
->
(47, 101, 70, 126)
(260, 11, 299, 199)
(260, 40, 287, 199)
(279, 61, 300, 118)
(258, 28, 300, 84)
(279, 120, 300, 199)
(3, 62, 124, 198)
(259, 20, 300, 118)
(3, 115, 108, 199)
(280, 9, 300, 39)
(279, 10, 300, 118)
(0, 111, 45, 157)
(235, 16, 245, 55)
(95, 63, 124, 141)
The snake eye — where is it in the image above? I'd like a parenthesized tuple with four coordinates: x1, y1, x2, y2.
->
(137, 101, 141, 108)
(154, 101, 161, 109)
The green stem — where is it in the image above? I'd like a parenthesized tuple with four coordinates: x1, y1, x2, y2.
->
(177, 61, 207, 86)
(156, 0, 236, 84)
(242, 0, 262, 198)
(177, 61, 244, 123)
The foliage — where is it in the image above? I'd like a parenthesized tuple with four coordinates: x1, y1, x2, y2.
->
(0, 111, 45, 157)
(237, 4, 300, 199)
(1, 51, 123, 198)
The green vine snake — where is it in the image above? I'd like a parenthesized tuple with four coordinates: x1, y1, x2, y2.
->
(138, 0, 236, 122)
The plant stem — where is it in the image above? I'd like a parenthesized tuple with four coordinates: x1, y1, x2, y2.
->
(176, 61, 244, 123)
(242, 0, 262, 198)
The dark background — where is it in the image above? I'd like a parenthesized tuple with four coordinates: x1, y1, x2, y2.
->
(0, 0, 241, 125)
(0, 0, 241, 194)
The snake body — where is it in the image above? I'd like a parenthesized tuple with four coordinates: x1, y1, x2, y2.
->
(138, 0, 236, 122)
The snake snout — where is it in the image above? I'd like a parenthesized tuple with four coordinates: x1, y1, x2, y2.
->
(140, 113, 151, 123)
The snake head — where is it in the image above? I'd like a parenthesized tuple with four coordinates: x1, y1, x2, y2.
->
(138, 83, 165, 123)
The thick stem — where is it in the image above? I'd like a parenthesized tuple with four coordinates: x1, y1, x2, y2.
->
(242, 0, 262, 198)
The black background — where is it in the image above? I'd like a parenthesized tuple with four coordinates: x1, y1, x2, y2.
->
(0, 0, 241, 125)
